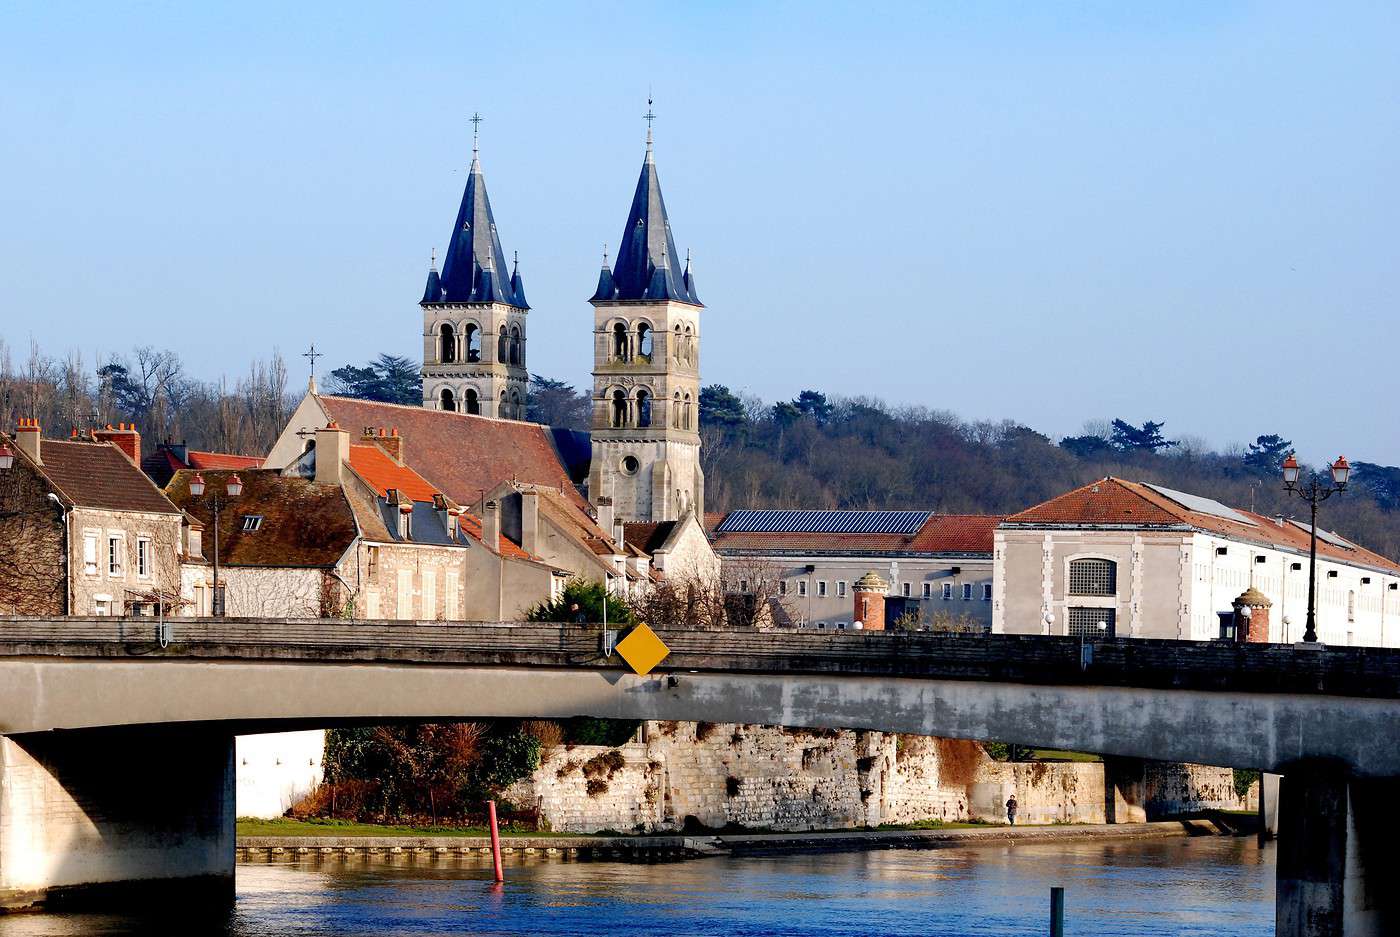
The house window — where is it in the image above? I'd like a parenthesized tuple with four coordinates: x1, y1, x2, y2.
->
(778, 580, 787, 596)
(107, 536, 124, 576)
(1068, 607, 1116, 638)
(240, 515, 263, 532)
(837, 581, 847, 597)
(962, 583, 973, 601)
(83, 534, 99, 575)
(367, 546, 379, 576)
(798, 581, 808, 597)
(942, 582, 952, 600)
(396, 569, 414, 620)
(982, 583, 993, 601)
(836, 622, 847, 631)
(818, 580, 828, 597)
(1069, 558, 1117, 596)
(136, 537, 151, 579)
(94, 596, 111, 616)
(902, 582, 911, 598)
(922, 583, 932, 599)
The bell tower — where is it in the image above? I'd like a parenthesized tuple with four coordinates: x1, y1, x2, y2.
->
(587, 108, 704, 523)
(419, 115, 529, 420)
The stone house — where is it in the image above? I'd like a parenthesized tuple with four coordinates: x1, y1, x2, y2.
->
(708, 510, 1002, 630)
(994, 476, 1400, 645)
(0, 421, 184, 617)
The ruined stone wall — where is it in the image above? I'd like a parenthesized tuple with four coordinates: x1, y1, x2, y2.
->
(505, 723, 1192, 834)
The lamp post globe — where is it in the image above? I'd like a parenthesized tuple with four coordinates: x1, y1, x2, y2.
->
(0, 443, 13, 471)
(1330, 456, 1350, 488)
(188, 473, 206, 497)
(226, 474, 244, 498)
(1281, 453, 1301, 487)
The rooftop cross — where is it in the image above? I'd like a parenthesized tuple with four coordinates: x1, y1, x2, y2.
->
(469, 112, 483, 159)
(303, 343, 323, 393)
(643, 96, 655, 155)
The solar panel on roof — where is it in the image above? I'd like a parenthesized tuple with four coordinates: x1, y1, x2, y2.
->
(1143, 484, 1257, 527)
(717, 510, 932, 535)
(1288, 520, 1355, 550)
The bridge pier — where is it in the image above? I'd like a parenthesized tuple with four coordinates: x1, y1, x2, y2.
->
(0, 725, 234, 911)
(1276, 762, 1399, 937)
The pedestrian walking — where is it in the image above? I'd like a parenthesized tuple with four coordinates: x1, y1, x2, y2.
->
(1005, 794, 1018, 826)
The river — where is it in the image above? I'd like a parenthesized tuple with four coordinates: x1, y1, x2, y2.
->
(0, 837, 1274, 936)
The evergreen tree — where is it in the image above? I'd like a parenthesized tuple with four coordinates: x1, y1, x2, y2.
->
(325, 354, 421, 405)
(699, 384, 748, 429)
(525, 375, 589, 430)
(1109, 419, 1177, 453)
(1243, 434, 1294, 475)
(794, 389, 833, 424)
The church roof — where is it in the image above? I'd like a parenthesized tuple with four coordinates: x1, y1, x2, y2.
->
(430, 153, 527, 308)
(592, 137, 701, 306)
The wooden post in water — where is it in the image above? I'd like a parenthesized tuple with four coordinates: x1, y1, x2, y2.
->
(1050, 886, 1065, 936)
(487, 800, 504, 882)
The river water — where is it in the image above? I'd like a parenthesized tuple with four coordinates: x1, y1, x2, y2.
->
(0, 837, 1274, 936)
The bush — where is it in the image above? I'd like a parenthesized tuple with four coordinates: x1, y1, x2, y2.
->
(695, 721, 718, 742)
(561, 717, 640, 747)
(582, 750, 626, 779)
(1233, 768, 1261, 800)
(528, 578, 635, 625)
(468, 731, 543, 801)
(586, 779, 608, 798)
(520, 720, 564, 760)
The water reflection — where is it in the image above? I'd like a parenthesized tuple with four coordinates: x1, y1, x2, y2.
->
(0, 838, 1274, 937)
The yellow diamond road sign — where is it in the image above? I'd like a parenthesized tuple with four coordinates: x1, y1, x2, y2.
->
(615, 623, 670, 676)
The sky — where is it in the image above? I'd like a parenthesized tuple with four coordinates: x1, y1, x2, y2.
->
(1, 2, 1396, 465)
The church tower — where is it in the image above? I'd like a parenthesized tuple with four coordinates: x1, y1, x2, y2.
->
(588, 113, 704, 523)
(419, 119, 529, 419)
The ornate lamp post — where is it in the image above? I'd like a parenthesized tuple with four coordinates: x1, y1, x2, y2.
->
(188, 472, 242, 617)
(0, 442, 13, 470)
(1281, 453, 1350, 643)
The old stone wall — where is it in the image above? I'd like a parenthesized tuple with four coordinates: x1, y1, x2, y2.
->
(506, 722, 1256, 834)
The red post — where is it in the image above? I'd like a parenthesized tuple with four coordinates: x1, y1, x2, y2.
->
(487, 799, 504, 882)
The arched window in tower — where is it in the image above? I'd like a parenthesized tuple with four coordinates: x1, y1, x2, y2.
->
(465, 324, 481, 363)
(612, 323, 629, 362)
(637, 389, 652, 428)
(509, 326, 522, 366)
(673, 324, 682, 361)
(672, 391, 681, 427)
(611, 389, 628, 428)
(685, 325, 696, 364)
(439, 324, 456, 364)
(498, 326, 508, 362)
(510, 389, 522, 419)
(464, 388, 480, 415)
(637, 323, 653, 361)
(683, 391, 693, 430)
(439, 388, 456, 412)
(498, 390, 506, 416)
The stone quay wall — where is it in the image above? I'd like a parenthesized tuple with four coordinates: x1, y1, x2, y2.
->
(506, 722, 1255, 834)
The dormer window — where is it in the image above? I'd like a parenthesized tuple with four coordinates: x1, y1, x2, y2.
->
(240, 515, 263, 532)
(398, 505, 413, 540)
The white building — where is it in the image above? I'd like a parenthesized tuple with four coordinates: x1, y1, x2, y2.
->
(994, 477, 1400, 646)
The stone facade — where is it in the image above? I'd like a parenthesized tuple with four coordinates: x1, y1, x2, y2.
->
(506, 722, 1255, 834)
(421, 300, 528, 419)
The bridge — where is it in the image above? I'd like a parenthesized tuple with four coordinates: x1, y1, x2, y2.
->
(3, 617, 1398, 936)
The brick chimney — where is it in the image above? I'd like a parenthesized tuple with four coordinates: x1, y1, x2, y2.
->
(94, 423, 141, 465)
(482, 499, 502, 552)
(315, 421, 350, 486)
(362, 426, 404, 464)
(853, 571, 889, 631)
(1232, 586, 1272, 643)
(14, 418, 41, 464)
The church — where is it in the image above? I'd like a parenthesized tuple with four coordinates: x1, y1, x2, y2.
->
(415, 115, 704, 527)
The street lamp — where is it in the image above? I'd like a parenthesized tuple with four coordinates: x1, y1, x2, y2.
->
(0, 442, 13, 471)
(1281, 453, 1349, 643)
(188, 472, 242, 617)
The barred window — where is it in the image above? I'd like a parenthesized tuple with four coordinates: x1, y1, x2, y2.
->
(1069, 558, 1117, 596)
(1068, 607, 1116, 637)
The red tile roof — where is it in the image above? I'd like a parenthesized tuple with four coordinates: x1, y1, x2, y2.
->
(348, 444, 439, 502)
(317, 396, 588, 511)
(1006, 477, 1400, 575)
(708, 512, 1001, 555)
(187, 451, 263, 471)
(34, 438, 183, 515)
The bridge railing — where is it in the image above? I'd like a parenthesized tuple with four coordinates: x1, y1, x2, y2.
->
(2, 616, 1398, 699)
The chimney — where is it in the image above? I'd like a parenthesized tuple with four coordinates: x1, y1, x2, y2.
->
(15, 418, 41, 464)
(482, 499, 502, 552)
(315, 421, 350, 486)
(94, 422, 141, 465)
(595, 496, 614, 540)
(363, 426, 404, 464)
(853, 571, 889, 631)
(521, 489, 540, 554)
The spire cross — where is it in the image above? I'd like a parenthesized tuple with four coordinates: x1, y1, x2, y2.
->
(469, 112, 483, 158)
(644, 96, 656, 154)
(303, 343, 322, 391)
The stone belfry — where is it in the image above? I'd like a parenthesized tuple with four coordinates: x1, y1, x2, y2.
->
(419, 115, 529, 419)
(587, 104, 704, 523)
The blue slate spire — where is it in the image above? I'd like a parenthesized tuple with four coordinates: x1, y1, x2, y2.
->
(600, 128, 701, 306)
(590, 244, 618, 302)
(421, 249, 442, 304)
(433, 141, 527, 308)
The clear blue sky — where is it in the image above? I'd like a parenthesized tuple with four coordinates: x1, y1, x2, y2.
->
(2, 2, 1396, 464)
